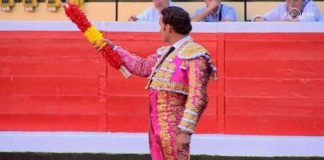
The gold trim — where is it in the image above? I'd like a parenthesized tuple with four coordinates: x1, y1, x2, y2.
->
(149, 80, 189, 94)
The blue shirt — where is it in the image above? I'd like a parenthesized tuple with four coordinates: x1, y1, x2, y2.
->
(194, 4, 236, 22)
(320, 15, 324, 22)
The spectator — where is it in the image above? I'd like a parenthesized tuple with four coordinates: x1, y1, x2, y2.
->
(253, 0, 320, 22)
(128, 0, 177, 22)
(192, 0, 236, 22)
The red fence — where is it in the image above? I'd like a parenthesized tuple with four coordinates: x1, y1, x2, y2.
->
(1, 31, 324, 136)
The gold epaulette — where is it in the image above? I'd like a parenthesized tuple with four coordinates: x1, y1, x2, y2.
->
(177, 43, 209, 59)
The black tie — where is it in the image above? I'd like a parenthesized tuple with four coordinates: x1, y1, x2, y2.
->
(155, 46, 175, 71)
(160, 46, 175, 64)
(167, 46, 176, 55)
(147, 46, 175, 87)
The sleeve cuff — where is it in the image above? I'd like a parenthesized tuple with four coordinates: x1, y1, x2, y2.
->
(178, 125, 194, 134)
(178, 109, 199, 134)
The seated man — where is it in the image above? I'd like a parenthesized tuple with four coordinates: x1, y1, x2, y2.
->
(253, 0, 320, 22)
(128, 0, 177, 22)
(191, 0, 236, 22)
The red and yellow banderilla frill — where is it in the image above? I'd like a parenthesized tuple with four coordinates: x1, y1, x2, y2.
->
(63, 2, 131, 78)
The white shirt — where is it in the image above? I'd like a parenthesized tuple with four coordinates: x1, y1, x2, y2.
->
(172, 35, 191, 50)
(136, 1, 177, 22)
(263, 1, 320, 22)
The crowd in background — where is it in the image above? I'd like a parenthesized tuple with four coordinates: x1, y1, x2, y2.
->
(128, 0, 324, 22)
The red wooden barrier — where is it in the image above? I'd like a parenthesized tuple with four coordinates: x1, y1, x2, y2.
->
(0, 31, 324, 135)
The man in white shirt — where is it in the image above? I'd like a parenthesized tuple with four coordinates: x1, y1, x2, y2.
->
(253, 0, 320, 22)
(128, 0, 177, 22)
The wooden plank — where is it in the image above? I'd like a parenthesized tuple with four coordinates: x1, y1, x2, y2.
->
(195, 96, 218, 133)
(225, 78, 324, 98)
(0, 39, 95, 57)
(226, 60, 324, 78)
(225, 41, 324, 61)
(0, 95, 105, 114)
(225, 115, 324, 135)
(226, 97, 324, 116)
(0, 57, 102, 76)
(225, 33, 324, 41)
(217, 33, 225, 133)
(0, 76, 100, 95)
(0, 114, 106, 131)
(107, 95, 148, 132)
(106, 76, 148, 96)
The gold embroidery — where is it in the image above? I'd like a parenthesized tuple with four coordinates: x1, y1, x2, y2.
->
(160, 61, 176, 70)
(180, 61, 187, 70)
(179, 121, 196, 131)
(149, 80, 189, 95)
(157, 92, 178, 160)
(154, 71, 172, 80)
(182, 112, 198, 122)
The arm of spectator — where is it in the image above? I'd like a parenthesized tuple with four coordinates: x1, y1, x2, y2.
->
(128, 15, 139, 22)
(263, 8, 280, 21)
(128, 7, 151, 22)
(191, 0, 220, 22)
(253, 5, 281, 22)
